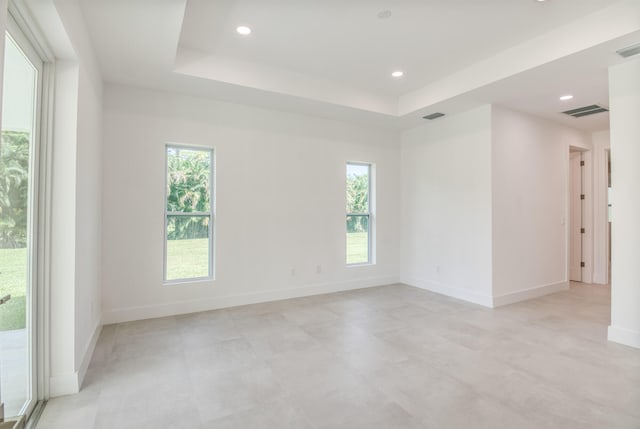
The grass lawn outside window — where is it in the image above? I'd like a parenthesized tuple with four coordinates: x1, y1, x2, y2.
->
(0, 248, 27, 331)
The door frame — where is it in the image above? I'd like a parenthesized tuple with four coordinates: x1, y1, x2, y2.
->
(569, 151, 583, 282)
(3, 0, 55, 419)
(567, 146, 594, 284)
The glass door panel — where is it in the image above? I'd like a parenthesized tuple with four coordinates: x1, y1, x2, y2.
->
(0, 28, 40, 419)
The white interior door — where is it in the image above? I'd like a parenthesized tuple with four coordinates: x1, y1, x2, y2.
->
(569, 151, 583, 282)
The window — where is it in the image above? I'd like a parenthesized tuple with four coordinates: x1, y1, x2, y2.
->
(346, 162, 373, 265)
(165, 145, 214, 282)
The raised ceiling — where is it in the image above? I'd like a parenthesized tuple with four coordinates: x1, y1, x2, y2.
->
(78, 0, 640, 131)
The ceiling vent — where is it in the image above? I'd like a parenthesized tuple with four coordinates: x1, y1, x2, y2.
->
(562, 104, 609, 118)
(423, 112, 445, 120)
(616, 42, 640, 58)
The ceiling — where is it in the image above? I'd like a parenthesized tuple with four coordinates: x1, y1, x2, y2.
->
(77, 0, 640, 131)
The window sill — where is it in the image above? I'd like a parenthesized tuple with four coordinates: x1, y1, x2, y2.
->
(163, 277, 214, 286)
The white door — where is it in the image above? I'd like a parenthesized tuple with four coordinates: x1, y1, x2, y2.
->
(569, 151, 583, 282)
(0, 15, 43, 420)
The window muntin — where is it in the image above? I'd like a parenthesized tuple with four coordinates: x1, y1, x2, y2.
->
(164, 146, 214, 282)
(346, 162, 372, 265)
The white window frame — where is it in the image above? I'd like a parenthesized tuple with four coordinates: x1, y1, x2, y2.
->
(2, 2, 54, 420)
(346, 161, 375, 266)
(163, 144, 215, 284)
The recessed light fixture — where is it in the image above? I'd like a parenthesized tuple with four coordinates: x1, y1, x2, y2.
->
(560, 95, 574, 101)
(236, 26, 252, 35)
(391, 70, 404, 78)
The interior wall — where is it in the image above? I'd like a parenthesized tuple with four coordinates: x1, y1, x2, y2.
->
(32, 0, 104, 395)
(73, 66, 102, 370)
(101, 84, 401, 324)
(491, 106, 592, 303)
(399, 106, 493, 306)
(49, 60, 78, 395)
(608, 57, 640, 349)
(591, 130, 610, 285)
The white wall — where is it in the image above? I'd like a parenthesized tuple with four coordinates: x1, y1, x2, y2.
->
(49, 60, 79, 396)
(73, 66, 102, 374)
(399, 105, 595, 308)
(491, 106, 592, 304)
(591, 130, 610, 285)
(35, 0, 104, 395)
(608, 57, 640, 349)
(400, 106, 493, 306)
(101, 84, 401, 323)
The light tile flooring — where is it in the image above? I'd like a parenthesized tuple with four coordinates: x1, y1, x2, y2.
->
(0, 328, 27, 417)
(37, 283, 640, 428)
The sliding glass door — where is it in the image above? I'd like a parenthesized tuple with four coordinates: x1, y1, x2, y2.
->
(0, 16, 43, 420)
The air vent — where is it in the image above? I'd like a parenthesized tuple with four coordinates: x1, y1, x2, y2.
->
(617, 42, 640, 58)
(423, 112, 445, 120)
(562, 104, 609, 118)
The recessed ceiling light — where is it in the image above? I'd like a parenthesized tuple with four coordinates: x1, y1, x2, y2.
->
(236, 26, 252, 35)
(391, 71, 404, 78)
(560, 95, 574, 101)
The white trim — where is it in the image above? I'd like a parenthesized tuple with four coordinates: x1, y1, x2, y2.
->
(37, 58, 54, 403)
(346, 161, 374, 266)
(582, 150, 594, 284)
(8, 1, 54, 62)
(49, 320, 102, 397)
(492, 281, 569, 307)
(103, 276, 399, 324)
(49, 373, 78, 398)
(164, 144, 215, 283)
(608, 325, 640, 349)
(77, 322, 102, 390)
(401, 277, 494, 308)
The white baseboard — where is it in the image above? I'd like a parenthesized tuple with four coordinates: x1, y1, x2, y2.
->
(401, 277, 493, 308)
(49, 321, 102, 397)
(492, 281, 569, 307)
(49, 373, 78, 398)
(608, 325, 640, 349)
(77, 321, 103, 389)
(102, 276, 399, 324)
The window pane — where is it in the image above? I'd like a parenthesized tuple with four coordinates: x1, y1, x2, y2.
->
(346, 215, 369, 264)
(166, 215, 210, 281)
(167, 147, 211, 213)
(346, 164, 369, 213)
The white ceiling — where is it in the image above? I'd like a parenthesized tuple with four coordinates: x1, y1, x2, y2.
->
(78, 0, 640, 132)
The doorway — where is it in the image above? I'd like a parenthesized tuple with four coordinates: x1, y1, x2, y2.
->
(0, 14, 43, 421)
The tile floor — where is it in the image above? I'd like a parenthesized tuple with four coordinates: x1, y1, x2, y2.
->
(0, 328, 27, 417)
(37, 283, 640, 428)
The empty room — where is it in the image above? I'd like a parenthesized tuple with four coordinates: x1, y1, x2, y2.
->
(0, 0, 639, 428)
